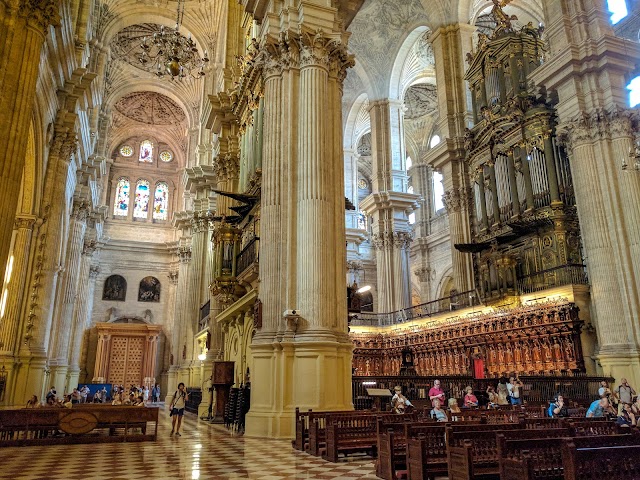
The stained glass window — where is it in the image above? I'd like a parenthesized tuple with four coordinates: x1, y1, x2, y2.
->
(358, 178, 367, 190)
(139, 140, 153, 163)
(133, 180, 150, 219)
(153, 182, 169, 220)
(159, 150, 173, 162)
(120, 145, 133, 157)
(113, 178, 130, 216)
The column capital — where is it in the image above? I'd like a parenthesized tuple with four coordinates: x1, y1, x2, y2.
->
(168, 270, 179, 285)
(50, 131, 78, 161)
(14, 214, 38, 230)
(83, 239, 98, 256)
(89, 264, 100, 278)
(562, 106, 638, 149)
(16, 0, 61, 35)
(177, 246, 192, 263)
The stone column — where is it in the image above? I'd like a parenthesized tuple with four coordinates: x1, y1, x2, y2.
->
(78, 264, 100, 383)
(174, 246, 192, 390)
(443, 187, 473, 292)
(50, 201, 88, 391)
(245, 29, 355, 439)
(0, 0, 60, 287)
(164, 269, 179, 404)
(92, 333, 110, 382)
(67, 241, 98, 388)
(0, 216, 37, 356)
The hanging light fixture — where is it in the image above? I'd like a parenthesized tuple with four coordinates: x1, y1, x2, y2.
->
(137, 0, 209, 80)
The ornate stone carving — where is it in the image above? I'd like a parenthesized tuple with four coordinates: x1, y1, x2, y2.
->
(82, 239, 97, 256)
(563, 106, 639, 149)
(113, 91, 186, 126)
(50, 131, 78, 160)
(14, 216, 37, 230)
(177, 246, 191, 263)
(168, 270, 179, 285)
(89, 265, 100, 278)
(403, 84, 438, 120)
(414, 266, 433, 283)
(18, 0, 61, 33)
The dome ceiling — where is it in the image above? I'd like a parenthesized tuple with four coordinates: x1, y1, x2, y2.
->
(111, 23, 167, 75)
(114, 91, 187, 126)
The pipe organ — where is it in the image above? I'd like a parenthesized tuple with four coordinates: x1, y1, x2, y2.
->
(460, 20, 584, 303)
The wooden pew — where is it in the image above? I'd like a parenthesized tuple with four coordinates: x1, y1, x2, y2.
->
(562, 441, 640, 480)
(447, 423, 525, 480)
(501, 434, 640, 480)
(0, 406, 159, 447)
(406, 424, 448, 480)
(568, 419, 621, 436)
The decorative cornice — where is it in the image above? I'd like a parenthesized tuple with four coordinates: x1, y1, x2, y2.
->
(562, 106, 638, 149)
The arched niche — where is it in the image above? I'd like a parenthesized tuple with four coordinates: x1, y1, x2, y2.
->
(103, 275, 127, 301)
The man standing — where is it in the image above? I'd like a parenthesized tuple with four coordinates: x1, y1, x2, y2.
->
(615, 378, 636, 414)
(507, 376, 524, 405)
(428, 380, 445, 406)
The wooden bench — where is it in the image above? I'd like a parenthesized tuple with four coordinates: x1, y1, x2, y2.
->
(0, 406, 159, 446)
(568, 419, 621, 436)
(563, 441, 640, 479)
(501, 433, 640, 480)
(406, 424, 448, 480)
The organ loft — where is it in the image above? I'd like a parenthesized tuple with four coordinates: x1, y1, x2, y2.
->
(2, 0, 640, 447)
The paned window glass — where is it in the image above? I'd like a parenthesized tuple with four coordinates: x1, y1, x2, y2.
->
(134, 180, 150, 218)
(159, 150, 173, 162)
(113, 178, 130, 216)
(120, 145, 133, 157)
(139, 140, 153, 163)
(153, 182, 169, 220)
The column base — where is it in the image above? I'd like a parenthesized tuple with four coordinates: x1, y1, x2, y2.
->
(11, 355, 48, 406)
(49, 365, 69, 396)
(67, 368, 81, 391)
(597, 348, 640, 387)
(244, 336, 353, 439)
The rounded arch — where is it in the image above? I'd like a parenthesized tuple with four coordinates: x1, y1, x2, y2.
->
(343, 92, 371, 150)
(389, 26, 434, 100)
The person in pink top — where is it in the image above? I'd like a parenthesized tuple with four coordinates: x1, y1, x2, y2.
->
(429, 379, 445, 406)
(463, 386, 479, 407)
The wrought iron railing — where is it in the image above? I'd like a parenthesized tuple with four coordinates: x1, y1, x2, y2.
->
(351, 289, 481, 327)
(517, 264, 588, 294)
(236, 237, 259, 276)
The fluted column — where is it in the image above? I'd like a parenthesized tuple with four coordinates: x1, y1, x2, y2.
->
(49, 201, 87, 391)
(0, 0, 60, 288)
(443, 187, 473, 292)
(0, 216, 37, 356)
(255, 59, 283, 338)
(175, 246, 192, 383)
(67, 241, 98, 387)
(77, 264, 99, 382)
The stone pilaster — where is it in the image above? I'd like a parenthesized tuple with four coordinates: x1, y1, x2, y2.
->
(443, 186, 474, 292)
(49, 201, 88, 391)
(0, 0, 60, 290)
(77, 264, 100, 384)
(67, 240, 98, 388)
(175, 245, 192, 386)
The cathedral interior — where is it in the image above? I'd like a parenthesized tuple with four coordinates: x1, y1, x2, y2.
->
(2, 0, 640, 444)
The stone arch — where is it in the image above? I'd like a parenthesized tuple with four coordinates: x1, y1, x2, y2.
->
(389, 26, 434, 100)
(344, 93, 371, 150)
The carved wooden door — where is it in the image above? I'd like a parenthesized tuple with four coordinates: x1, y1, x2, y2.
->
(107, 336, 145, 386)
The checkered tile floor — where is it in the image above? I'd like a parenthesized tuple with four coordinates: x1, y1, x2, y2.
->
(0, 410, 379, 480)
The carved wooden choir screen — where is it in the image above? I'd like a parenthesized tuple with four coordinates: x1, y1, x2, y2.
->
(351, 301, 584, 377)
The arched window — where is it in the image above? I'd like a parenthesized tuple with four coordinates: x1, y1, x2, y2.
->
(113, 177, 130, 216)
(133, 180, 150, 219)
(153, 182, 169, 220)
(138, 276, 161, 302)
(433, 171, 445, 212)
(103, 275, 127, 301)
(608, 0, 628, 23)
(139, 140, 153, 163)
(430, 135, 441, 148)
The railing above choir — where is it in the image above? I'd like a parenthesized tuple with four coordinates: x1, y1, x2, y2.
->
(236, 237, 259, 276)
(351, 375, 613, 411)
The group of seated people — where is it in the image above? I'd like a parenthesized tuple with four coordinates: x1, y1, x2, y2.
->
(24, 384, 151, 408)
(390, 376, 639, 426)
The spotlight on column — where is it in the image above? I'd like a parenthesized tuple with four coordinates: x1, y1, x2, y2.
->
(356, 285, 372, 294)
(198, 353, 207, 361)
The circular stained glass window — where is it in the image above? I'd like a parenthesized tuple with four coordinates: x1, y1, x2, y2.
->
(160, 150, 173, 162)
(358, 178, 367, 190)
(120, 145, 133, 157)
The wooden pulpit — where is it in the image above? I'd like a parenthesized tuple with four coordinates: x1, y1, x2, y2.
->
(211, 361, 235, 423)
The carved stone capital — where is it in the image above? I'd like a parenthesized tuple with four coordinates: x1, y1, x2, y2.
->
(177, 246, 192, 263)
(563, 106, 638, 149)
(82, 239, 97, 256)
(50, 131, 78, 160)
(414, 267, 433, 283)
(14, 215, 37, 230)
(89, 265, 100, 278)
(18, 0, 61, 35)
(168, 270, 179, 285)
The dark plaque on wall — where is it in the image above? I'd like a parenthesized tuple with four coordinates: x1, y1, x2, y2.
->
(138, 276, 161, 302)
(102, 275, 127, 301)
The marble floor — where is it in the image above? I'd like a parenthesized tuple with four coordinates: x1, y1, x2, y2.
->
(0, 410, 380, 480)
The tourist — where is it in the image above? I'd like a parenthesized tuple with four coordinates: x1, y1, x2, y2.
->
(507, 376, 524, 405)
(152, 384, 160, 403)
(45, 386, 56, 402)
(391, 385, 413, 414)
(63, 395, 73, 409)
(615, 378, 636, 414)
(548, 394, 568, 418)
(448, 397, 461, 414)
(428, 379, 445, 406)
(170, 382, 189, 436)
(143, 385, 150, 403)
(80, 385, 89, 403)
(617, 403, 637, 427)
(598, 380, 614, 404)
(134, 395, 145, 406)
(430, 398, 448, 422)
(497, 379, 509, 406)
(463, 386, 478, 408)
(486, 386, 499, 408)
(71, 388, 81, 404)
(586, 396, 615, 418)
(26, 395, 40, 408)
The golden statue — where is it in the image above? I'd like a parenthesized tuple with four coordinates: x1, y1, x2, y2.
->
(489, 0, 518, 34)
